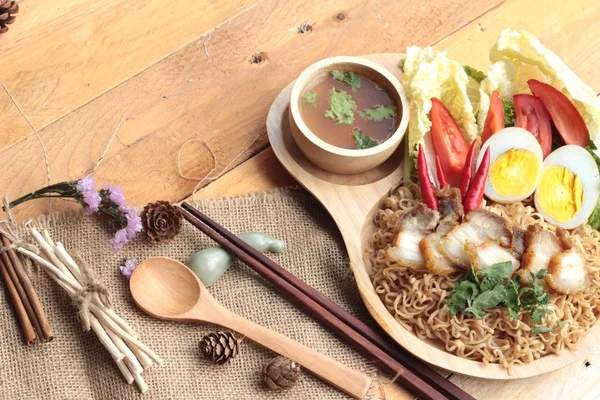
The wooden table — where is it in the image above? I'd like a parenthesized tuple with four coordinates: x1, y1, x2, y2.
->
(1, 0, 599, 398)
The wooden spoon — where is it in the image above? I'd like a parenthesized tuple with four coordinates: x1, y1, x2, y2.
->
(129, 256, 373, 399)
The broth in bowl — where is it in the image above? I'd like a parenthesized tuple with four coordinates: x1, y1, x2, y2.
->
(300, 70, 399, 150)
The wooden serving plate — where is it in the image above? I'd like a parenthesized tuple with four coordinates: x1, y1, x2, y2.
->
(266, 53, 600, 379)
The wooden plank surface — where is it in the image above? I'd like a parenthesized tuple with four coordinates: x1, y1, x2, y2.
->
(0, 0, 503, 221)
(0, 0, 258, 149)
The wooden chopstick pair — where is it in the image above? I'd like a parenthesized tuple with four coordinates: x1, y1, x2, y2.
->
(179, 202, 474, 400)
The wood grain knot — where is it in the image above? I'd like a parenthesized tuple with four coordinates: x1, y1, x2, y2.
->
(249, 52, 267, 64)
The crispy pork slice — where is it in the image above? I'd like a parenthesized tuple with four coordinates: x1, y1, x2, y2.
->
(386, 229, 426, 269)
(464, 240, 520, 273)
(397, 203, 440, 230)
(465, 209, 512, 247)
(385, 204, 440, 269)
(439, 223, 488, 268)
(436, 187, 463, 222)
(420, 233, 460, 276)
(511, 228, 526, 257)
(520, 224, 563, 278)
(545, 250, 589, 294)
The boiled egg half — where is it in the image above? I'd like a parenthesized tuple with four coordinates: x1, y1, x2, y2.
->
(477, 127, 543, 204)
(534, 145, 600, 229)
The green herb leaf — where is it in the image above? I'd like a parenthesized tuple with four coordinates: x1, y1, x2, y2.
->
(479, 262, 514, 292)
(466, 285, 507, 319)
(508, 307, 520, 319)
(530, 307, 546, 324)
(325, 87, 357, 125)
(504, 279, 521, 311)
(359, 105, 397, 121)
(446, 280, 479, 316)
(352, 129, 379, 149)
(502, 99, 515, 127)
(585, 140, 600, 229)
(304, 92, 318, 108)
(463, 65, 487, 84)
(536, 269, 548, 279)
(557, 320, 563, 328)
(531, 326, 553, 335)
(330, 70, 361, 91)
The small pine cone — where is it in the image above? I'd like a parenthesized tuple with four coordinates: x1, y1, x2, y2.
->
(0, 0, 18, 35)
(141, 201, 182, 243)
(199, 331, 241, 365)
(261, 356, 302, 391)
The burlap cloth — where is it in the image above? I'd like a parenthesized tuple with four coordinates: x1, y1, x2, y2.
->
(0, 188, 388, 399)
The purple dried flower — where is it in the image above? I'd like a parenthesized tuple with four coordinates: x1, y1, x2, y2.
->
(110, 229, 129, 252)
(77, 176, 96, 193)
(77, 176, 101, 215)
(119, 258, 137, 279)
(103, 184, 126, 207)
(124, 207, 142, 239)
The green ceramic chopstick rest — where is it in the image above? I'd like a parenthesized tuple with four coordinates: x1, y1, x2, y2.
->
(186, 232, 286, 287)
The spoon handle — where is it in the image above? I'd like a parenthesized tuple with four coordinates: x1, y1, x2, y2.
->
(216, 306, 372, 399)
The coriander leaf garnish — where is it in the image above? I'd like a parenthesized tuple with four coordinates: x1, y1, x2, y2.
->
(352, 129, 378, 149)
(531, 326, 553, 335)
(465, 285, 507, 319)
(445, 263, 554, 326)
(330, 70, 361, 91)
(478, 261, 513, 292)
(325, 87, 357, 125)
(446, 280, 478, 316)
(304, 92, 318, 108)
(359, 105, 397, 121)
(463, 65, 487, 84)
(557, 320, 563, 328)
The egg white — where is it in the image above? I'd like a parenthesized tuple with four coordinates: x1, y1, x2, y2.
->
(534, 145, 600, 229)
(477, 127, 544, 204)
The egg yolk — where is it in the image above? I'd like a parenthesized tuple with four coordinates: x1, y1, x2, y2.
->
(537, 165, 583, 222)
(490, 149, 540, 196)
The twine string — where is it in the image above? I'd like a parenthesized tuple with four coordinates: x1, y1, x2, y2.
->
(177, 135, 260, 196)
(90, 116, 126, 175)
(2, 83, 51, 187)
(70, 250, 112, 331)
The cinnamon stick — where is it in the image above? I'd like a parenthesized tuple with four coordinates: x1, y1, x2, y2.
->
(1, 235, 53, 342)
(0, 255, 37, 344)
(0, 242, 45, 343)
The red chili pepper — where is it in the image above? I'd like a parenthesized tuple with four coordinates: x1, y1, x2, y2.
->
(417, 145, 438, 211)
(435, 155, 448, 189)
(463, 147, 490, 215)
(459, 141, 478, 201)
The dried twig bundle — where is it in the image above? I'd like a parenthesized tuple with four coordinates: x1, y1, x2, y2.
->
(17, 228, 163, 393)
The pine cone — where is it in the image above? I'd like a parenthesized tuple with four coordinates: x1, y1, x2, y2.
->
(261, 356, 302, 391)
(141, 201, 182, 243)
(199, 331, 242, 365)
(0, 0, 18, 35)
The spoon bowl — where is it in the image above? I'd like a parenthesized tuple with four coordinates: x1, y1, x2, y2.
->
(130, 257, 202, 319)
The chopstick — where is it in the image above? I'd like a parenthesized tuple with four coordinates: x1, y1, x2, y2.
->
(181, 203, 473, 400)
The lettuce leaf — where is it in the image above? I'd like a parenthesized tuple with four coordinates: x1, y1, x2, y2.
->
(479, 29, 600, 141)
(401, 47, 479, 157)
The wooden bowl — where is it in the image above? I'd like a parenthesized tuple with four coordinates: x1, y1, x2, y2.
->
(268, 53, 600, 379)
(289, 56, 409, 175)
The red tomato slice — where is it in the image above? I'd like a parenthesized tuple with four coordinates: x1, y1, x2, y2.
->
(481, 90, 504, 144)
(514, 94, 553, 158)
(528, 79, 589, 146)
(430, 98, 469, 187)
